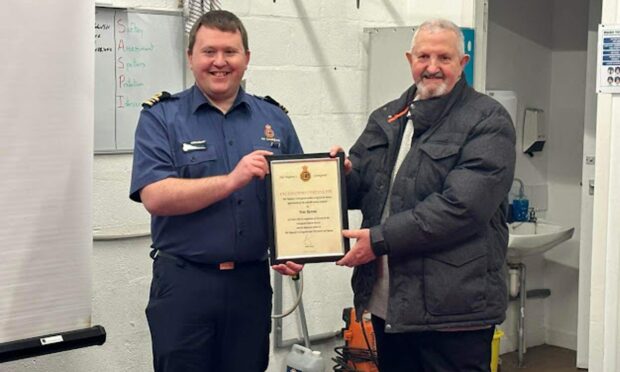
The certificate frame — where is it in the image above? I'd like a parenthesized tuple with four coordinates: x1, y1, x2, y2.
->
(266, 152, 349, 265)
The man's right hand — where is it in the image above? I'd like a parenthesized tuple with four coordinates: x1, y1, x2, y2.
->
(228, 150, 273, 190)
(329, 145, 352, 175)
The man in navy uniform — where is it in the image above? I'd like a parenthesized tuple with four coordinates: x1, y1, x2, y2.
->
(130, 10, 303, 372)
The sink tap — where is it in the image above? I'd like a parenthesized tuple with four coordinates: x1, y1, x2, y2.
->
(528, 208, 537, 223)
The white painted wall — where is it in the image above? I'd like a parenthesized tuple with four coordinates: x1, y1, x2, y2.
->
(544, 49, 586, 270)
(486, 18, 552, 353)
(577, 0, 602, 367)
(543, 0, 590, 350)
(4, 1, 477, 371)
(487, 0, 591, 357)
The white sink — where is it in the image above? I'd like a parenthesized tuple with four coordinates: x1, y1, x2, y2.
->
(507, 221, 575, 263)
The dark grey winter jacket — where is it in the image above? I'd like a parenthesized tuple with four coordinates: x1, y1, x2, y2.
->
(347, 78, 516, 332)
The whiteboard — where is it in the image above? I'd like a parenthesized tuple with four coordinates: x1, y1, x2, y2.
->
(95, 7, 185, 153)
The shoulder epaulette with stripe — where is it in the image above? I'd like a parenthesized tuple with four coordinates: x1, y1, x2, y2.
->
(259, 95, 289, 114)
(142, 91, 172, 108)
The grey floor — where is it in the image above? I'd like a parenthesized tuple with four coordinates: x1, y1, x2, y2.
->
(500, 344, 585, 371)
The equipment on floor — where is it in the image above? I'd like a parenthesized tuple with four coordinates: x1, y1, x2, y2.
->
(332, 307, 378, 372)
(279, 273, 326, 372)
(285, 344, 325, 372)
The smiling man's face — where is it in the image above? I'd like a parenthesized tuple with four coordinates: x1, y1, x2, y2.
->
(187, 26, 250, 105)
(406, 28, 469, 100)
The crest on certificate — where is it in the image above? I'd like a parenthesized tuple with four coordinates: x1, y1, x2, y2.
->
(300, 166, 311, 182)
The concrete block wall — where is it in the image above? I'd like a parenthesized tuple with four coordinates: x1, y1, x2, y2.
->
(5, 1, 476, 371)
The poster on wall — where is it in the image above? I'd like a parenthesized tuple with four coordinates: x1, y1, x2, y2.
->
(597, 24, 620, 93)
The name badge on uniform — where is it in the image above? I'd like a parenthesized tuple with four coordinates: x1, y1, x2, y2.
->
(182, 140, 207, 153)
(261, 124, 281, 148)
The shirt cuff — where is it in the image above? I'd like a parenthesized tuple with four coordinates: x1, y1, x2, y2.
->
(370, 225, 389, 256)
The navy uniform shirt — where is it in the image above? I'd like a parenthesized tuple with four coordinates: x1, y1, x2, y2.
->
(130, 85, 303, 263)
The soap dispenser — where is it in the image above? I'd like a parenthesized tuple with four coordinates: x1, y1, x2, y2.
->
(512, 198, 529, 222)
(511, 178, 529, 222)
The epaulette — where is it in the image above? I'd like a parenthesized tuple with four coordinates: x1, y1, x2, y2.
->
(142, 91, 172, 108)
(260, 95, 289, 114)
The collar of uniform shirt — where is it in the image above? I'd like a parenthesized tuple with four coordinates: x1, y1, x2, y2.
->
(190, 84, 252, 114)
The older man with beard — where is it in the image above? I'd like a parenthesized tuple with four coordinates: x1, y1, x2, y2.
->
(330, 19, 516, 371)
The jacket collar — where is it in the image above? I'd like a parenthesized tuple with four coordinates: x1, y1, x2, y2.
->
(384, 75, 468, 136)
(409, 76, 467, 135)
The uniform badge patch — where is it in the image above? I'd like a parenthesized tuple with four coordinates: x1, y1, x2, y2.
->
(264, 124, 275, 139)
(261, 124, 281, 148)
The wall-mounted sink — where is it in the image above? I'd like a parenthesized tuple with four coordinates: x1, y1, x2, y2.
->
(507, 221, 575, 263)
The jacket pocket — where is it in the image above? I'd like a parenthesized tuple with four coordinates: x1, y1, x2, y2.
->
(423, 244, 487, 316)
(366, 136, 388, 150)
(415, 142, 460, 196)
(419, 142, 460, 160)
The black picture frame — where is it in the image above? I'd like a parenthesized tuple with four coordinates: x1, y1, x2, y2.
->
(266, 152, 350, 265)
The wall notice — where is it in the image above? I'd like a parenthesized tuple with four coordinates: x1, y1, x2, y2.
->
(597, 24, 620, 93)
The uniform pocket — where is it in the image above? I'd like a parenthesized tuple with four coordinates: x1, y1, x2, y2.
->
(254, 143, 282, 156)
(423, 244, 487, 316)
(175, 145, 218, 178)
(150, 258, 173, 299)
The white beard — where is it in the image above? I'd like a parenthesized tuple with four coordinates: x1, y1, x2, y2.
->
(416, 79, 448, 100)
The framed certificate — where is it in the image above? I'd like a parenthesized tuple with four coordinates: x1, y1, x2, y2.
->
(266, 152, 350, 264)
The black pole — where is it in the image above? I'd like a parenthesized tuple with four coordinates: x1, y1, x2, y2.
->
(0, 325, 106, 363)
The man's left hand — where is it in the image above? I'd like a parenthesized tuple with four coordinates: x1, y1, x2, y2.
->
(336, 229, 377, 267)
(272, 261, 304, 276)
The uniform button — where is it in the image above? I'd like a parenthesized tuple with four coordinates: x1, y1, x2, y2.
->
(190, 156, 196, 162)
(238, 230, 244, 236)
(386, 324, 392, 330)
(237, 199, 243, 205)
(228, 140, 234, 146)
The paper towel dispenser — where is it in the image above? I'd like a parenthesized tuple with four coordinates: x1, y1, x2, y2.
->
(523, 108, 545, 155)
(487, 90, 517, 127)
